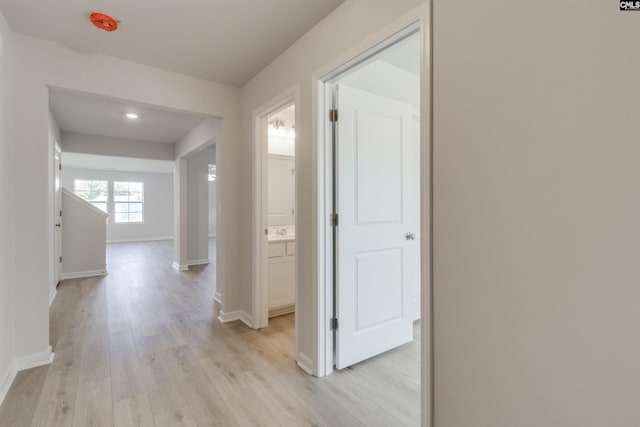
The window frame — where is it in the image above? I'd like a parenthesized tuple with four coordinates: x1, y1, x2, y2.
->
(113, 181, 145, 224)
(73, 179, 109, 214)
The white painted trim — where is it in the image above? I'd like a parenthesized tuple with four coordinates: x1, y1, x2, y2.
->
(61, 269, 106, 280)
(107, 236, 173, 244)
(296, 353, 314, 376)
(312, 2, 430, 391)
(14, 346, 55, 371)
(269, 304, 295, 318)
(217, 310, 254, 328)
(49, 289, 57, 307)
(213, 291, 223, 304)
(172, 262, 189, 271)
(314, 78, 333, 378)
(0, 362, 17, 408)
(0, 347, 54, 407)
(252, 85, 300, 333)
(61, 187, 110, 218)
(208, 234, 216, 238)
(187, 258, 209, 266)
(419, 5, 433, 427)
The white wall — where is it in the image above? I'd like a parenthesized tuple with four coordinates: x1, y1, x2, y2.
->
(342, 60, 419, 109)
(268, 133, 295, 157)
(186, 147, 213, 263)
(173, 120, 219, 269)
(61, 189, 108, 277)
(0, 8, 14, 404)
(62, 132, 175, 161)
(433, 1, 640, 425)
(61, 168, 173, 243)
(209, 154, 217, 238)
(209, 178, 217, 237)
(240, 0, 425, 372)
(11, 34, 241, 361)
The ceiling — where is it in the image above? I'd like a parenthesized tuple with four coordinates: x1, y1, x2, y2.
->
(379, 32, 420, 76)
(62, 152, 174, 174)
(49, 88, 207, 144)
(0, 0, 345, 87)
(341, 32, 420, 109)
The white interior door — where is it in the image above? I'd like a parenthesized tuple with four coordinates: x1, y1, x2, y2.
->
(54, 143, 62, 285)
(335, 84, 420, 369)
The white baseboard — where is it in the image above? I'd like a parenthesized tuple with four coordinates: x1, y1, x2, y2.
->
(107, 236, 173, 244)
(187, 259, 209, 266)
(297, 352, 314, 376)
(49, 289, 57, 307)
(213, 291, 222, 304)
(269, 304, 295, 318)
(14, 346, 54, 372)
(218, 310, 253, 328)
(0, 346, 55, 406)
(172, 262, 189, 271)
(0, 361, 17, 408)
(61, 270, 107, 280)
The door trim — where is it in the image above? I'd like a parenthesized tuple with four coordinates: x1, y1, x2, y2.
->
(312, 4, 431, 425)
(252, 85, 300, 336)
(52, 141, 62, 306)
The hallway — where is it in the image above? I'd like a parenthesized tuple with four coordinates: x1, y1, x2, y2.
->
(0, 240, 419, 426)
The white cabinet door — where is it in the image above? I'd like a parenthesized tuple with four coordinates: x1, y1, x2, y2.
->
(335, 85, 420, 369)
(268, 256, 295, 309)
(268, 155, 295, 226)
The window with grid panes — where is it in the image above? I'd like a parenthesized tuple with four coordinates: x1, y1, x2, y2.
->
(113, 181, 144, 223)
(73, 179, 109, 213)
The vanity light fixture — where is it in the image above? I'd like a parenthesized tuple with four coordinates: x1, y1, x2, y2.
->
(268, 117, 295, 138)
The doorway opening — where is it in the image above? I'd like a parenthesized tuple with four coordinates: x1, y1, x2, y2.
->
(330, 30, 421, 369)
(47, 87, 219, 294)
(255, 101, 297, 330)
(315, 13, 430, 421)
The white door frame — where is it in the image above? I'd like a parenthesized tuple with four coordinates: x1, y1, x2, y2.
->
(252, 86, 300, 330)
(52, 141, 62, 305)
(312, 4, 431, 421)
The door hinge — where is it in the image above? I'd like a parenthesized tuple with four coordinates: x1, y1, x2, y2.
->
(58, 164, 62, 171)
(60, 210, 62, 217)
(331, 213, 339, 227)
(329, 109, 338, 123)
(330, 318, 338, 331)
(291, 168, 295, 175)
(59, 256, 62, 263)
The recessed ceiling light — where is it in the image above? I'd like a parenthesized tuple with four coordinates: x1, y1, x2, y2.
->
(125, 113, 139, 120)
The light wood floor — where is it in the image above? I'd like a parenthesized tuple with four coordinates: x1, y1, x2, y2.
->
(0, 239, 420, 426)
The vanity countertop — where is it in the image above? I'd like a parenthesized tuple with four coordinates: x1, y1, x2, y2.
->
(268, 234, 295, 242)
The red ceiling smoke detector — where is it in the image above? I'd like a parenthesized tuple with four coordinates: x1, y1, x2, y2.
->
(89, 12, 118, 32)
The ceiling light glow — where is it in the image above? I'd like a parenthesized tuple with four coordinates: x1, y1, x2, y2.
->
(126, 113, 139, 120)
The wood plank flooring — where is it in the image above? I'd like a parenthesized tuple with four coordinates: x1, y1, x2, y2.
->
(0, 239, 420, 426)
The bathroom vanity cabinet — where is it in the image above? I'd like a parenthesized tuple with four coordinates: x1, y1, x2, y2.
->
(267, 238, 295, 316)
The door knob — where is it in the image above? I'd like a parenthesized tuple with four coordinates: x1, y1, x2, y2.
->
(55, 223, 61, 228)
(405, 232, 416, 240)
